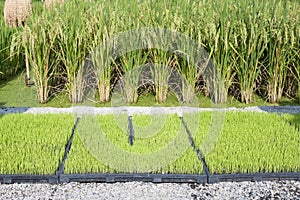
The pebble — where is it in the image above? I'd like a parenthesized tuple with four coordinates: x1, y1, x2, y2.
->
(0, 181, 299, 200)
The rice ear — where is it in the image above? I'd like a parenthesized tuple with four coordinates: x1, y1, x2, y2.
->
(45, 0, 65, 10)
(3, 0, 32, 28)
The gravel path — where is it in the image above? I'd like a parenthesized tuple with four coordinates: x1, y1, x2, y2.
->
(0, 181, 299, 199)
(0, 105, 299, 199)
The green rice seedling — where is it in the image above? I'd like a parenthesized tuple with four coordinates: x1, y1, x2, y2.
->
(64, 133, 113, 174)
(0, 114, 75, 174)
(161, 147, 203, 174)
(281, 114, 300, 131)
(195, 112, 300, 174)
(65, 114, 202, 174)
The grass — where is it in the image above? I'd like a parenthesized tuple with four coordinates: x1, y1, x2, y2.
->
(1, 71, 298, 108)
(0, 113, 75, 174)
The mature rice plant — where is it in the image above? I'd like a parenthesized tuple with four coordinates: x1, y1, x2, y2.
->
(174, 58, 198, 103)
(7, 0, 299, 105)
(114, 50, 148, 104)
(200, 1, 235, 104)
(263, 1, 300, 103)
(3, 0, 32, 85)
(229, 1, 268, 104)
(0, 2, 22, 80)
(21, 12, 60, 103)
(44, 0, 64, 10)
(91, 27, 113, 103)
(150, 49, 175, 103)
(54, 1, 97, 103)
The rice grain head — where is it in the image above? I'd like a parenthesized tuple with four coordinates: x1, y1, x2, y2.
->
(45, 0, 65, 10)
(4, 0, 32, 28)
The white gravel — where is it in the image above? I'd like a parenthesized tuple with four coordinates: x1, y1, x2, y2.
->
(0, 105, 299, 199)
(0, 181, 299, 199)
(0, 105, 300, 115)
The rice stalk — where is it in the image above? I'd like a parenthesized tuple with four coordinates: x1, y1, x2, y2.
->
(230, 5, 267, 104)
(0, 7, 22, 80)
(150, 49, 174, 103)
(115, 50, 148, 104)
(22, 14, 60, 103)
(263, 1, 293, 103)
(54, 1, 95, 103)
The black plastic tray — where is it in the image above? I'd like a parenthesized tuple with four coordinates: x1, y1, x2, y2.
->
(60, 173, 207, 183)
(208, 172, 300, 183)
(0, 174, 58, 184)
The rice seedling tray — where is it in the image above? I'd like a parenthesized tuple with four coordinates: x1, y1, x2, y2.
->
(58, 113, 299, 184)
(207, 172, 300, 183)
(59, 173, 207, 184)
(0, 114, 77, 184)
(0, 112, 299, 184)
(0, 174, 58, 184)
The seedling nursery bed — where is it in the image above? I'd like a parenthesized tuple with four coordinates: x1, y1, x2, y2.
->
(0, 111, 299, 184)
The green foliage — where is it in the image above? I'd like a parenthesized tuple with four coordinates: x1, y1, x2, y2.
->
(0, 114, 75, 174)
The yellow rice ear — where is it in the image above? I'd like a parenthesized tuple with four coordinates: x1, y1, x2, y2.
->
(45, 0, 65, 10)
(4, 0, 32, 28)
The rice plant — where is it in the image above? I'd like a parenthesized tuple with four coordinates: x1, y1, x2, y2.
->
(150, 49, 175, 103)
(114, 50, 149, 104)
(0, 9, 22, 80)
(45, 0, 64, 10)
(3, 0, 300, 105)
(54, 1, 96, 103)
(200, 1, 235, 104)
(263, 1, 299, 103)
(229, 1, 268, 104)
(19, 10, 60, 103)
